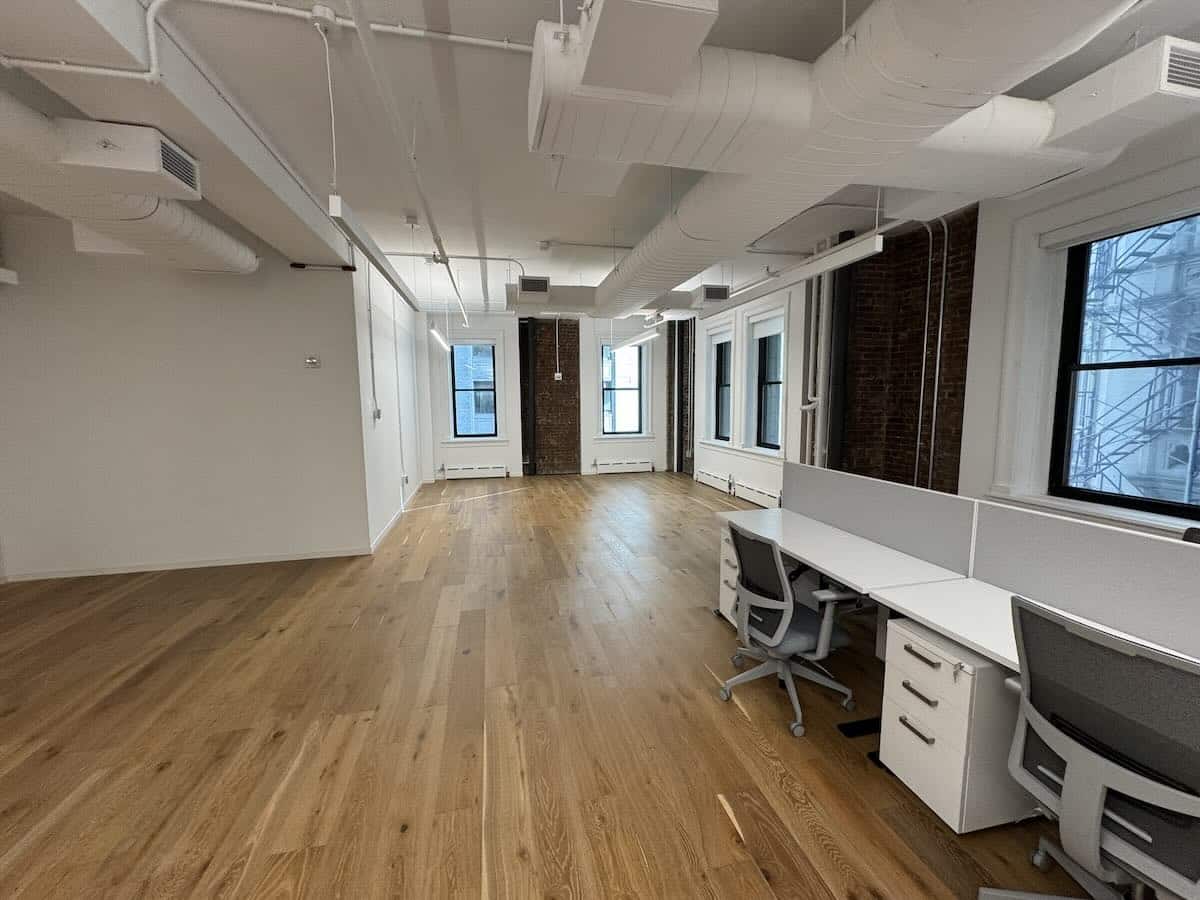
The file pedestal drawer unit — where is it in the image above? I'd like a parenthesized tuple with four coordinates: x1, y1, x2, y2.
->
(881, 618, 1038, 834)
(716, 523, 739, 623)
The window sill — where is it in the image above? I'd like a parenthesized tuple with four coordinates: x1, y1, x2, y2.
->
(986, 489, 1193, 539)
(594, 433, 655, 441)
(442, 436, 508, 446)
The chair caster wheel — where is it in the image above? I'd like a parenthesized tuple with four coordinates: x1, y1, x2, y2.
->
(842, 698, 856, 712)
(790, 722, 805, 738)
(1030, 849, 1053, 873)
(718, 687, 732, 702)
(731, 653, 744, 669)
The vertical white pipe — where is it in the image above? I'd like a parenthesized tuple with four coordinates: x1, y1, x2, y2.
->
(814, 269, 835, 468)
(913, 222, 934, 486)
(927, 216, 951, 489)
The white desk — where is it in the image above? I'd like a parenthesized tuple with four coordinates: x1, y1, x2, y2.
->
(869, 578, 1019, 672)
(720, 508, 963, 594)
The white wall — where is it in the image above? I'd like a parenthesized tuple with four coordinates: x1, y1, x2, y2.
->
(693, 286, 804, 506)
(579, 317, 668, 473)
(421, 312, 523, 479)
(0, 214, 374, 579)
(961, 115, 1200, 535)
(353, 255, 423, 548)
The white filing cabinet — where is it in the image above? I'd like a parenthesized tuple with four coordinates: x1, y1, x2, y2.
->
(880, 618, 1036, 833)
(716, 525, 739, 624)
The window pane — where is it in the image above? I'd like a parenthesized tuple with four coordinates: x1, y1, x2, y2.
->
(455, 390, 496, 436)
(602, 390, 615, 434)
(603, 344, 641, 389)
(1065, 364, 1200, 507)
(1079, 214, 1200, 364)
(759, 383, 781, 447)
(761, 333, 782, 381)
(716, 385, 731, 439)
(715, 341, 730, 385)
(613, 390, 640, 432)
(452, 344, 495, 390)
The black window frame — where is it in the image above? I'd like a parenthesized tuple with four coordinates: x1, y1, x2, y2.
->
(450, 343, 499, 438)
(755, 333, 783, 450)
(713, 339, 732, 441)
(601, 343, 644, 435)
(1049, 218, 1200, 521)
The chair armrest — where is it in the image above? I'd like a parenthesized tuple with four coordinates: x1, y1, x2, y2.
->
(812, 587, 861, 605)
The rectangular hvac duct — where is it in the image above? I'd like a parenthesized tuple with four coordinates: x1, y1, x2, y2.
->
(549, 155, 631, 196)
(577, 0, 717, 100)
(57, 120, 201, 201)
(1047, 36, 1200, 154)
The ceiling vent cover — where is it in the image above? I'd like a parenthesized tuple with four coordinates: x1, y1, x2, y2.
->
(160, 138, 199, 193)
(1166, 44, 1200, 91)
(702, 284, 730, 302)
(520, 275, 551, 295)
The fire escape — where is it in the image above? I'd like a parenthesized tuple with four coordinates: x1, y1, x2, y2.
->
(1069, 218, 1200, 502)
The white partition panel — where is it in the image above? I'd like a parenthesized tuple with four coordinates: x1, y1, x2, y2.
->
(781, 464, 975, 574)
(973, 502, 1200, 658)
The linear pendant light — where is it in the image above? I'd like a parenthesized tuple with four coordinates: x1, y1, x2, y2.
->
(429, 325, 450, 352)
(614, 329, 661, 352)
(730, 231, 886, 303)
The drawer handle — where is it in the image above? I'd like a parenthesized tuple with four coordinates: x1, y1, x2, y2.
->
(898, 715, 935, 746)
(903, 643, 942, 670)
(722, 559, 737, 570)
(722, 579, 737, 591)
(902, 680, 939, 709)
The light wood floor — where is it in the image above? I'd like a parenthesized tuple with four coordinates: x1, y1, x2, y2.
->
(0, 473, 1084, 899)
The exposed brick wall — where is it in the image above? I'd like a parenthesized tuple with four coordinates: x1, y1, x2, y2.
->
(666, 320, 696, 474)
(838, 206, 978, 494)
(530, 318, 581, 475)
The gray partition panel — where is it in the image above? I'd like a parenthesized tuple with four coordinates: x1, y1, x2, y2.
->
(781, 463, 974, 573)
(974, 502, 1200, 659)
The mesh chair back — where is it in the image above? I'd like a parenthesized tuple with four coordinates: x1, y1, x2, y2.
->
(729, 526, 793, 648)
(1013, 597, 1200, 885)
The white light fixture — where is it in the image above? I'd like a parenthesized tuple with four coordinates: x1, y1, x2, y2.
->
(614, 329, 661, 352)
(429, 325, 450, 352)
(329, 194, 420, 311)
(730, 231, 886, 301)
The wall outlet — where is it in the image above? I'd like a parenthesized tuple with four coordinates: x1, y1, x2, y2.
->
(554, 371, 563, 381)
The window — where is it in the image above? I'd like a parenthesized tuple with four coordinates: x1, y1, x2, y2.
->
(451, 343, 497, 437)
(713, 339, 732, 440)
(1050, 212, 1200, 519)
(601, 344, 643, 434)
(756, 333, 783, 449)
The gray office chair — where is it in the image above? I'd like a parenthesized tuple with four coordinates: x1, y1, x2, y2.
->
(979, 596, 1200, 900)
(717, 524, 856, 738)
(1182, 527, 1200, 544)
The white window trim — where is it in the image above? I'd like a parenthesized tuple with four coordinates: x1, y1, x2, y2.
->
(706, 325, 734, 444)
(982, 153, 1200, 531)
(596, 338, 652, 439)
(743, 308, 786, 451)
(443, 335, 505, 443)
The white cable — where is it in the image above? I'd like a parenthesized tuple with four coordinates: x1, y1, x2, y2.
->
(315, 22, 338, 191)
(555, 314, 561, 376)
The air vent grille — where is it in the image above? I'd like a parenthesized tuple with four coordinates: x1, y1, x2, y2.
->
(703, 284, 730, 302)
(519, 275, 551, 294)
(159, 140, 199, 191)
(1166, 45, 1200, 91)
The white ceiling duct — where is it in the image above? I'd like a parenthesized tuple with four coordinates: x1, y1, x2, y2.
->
(572, 0, 1143, 317)
(0, 88, 258, 274)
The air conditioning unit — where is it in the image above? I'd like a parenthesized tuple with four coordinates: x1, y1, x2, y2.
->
(519, 275, 551, 296)
(1047, 36, 1200, 154)
(57, 120, 202, 201)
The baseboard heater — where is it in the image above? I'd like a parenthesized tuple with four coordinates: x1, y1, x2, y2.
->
(443, 463, 509, 480)
(696, 468, 732, 493)
(735, 480, 781, 508)
(594, 459, 655, 474)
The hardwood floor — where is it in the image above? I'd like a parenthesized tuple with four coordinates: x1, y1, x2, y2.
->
(0, 473, 1083, 899)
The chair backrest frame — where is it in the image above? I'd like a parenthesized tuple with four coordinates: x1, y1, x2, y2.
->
(728, 524, 795, 650)
(1009, 595, 1200, 897)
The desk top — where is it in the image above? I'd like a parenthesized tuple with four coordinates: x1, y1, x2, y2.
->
(869, 578, 1019, 671)
(719, 507, 963, 594)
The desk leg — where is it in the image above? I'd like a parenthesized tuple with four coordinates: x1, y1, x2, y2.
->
(875, 605, 891, 661)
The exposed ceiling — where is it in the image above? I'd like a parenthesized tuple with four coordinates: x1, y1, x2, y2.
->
(4, 0, 1200, 311)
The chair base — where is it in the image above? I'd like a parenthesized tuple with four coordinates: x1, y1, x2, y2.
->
(720, 646, 854, 737)
(977, 837, 1129, 900)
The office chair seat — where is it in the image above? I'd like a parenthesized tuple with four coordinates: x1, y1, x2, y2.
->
(773, 605, 852, 657)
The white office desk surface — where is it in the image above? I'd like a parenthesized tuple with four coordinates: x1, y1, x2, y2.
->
(869, 578, 1019, 672)
(719, 508, 962, 594)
